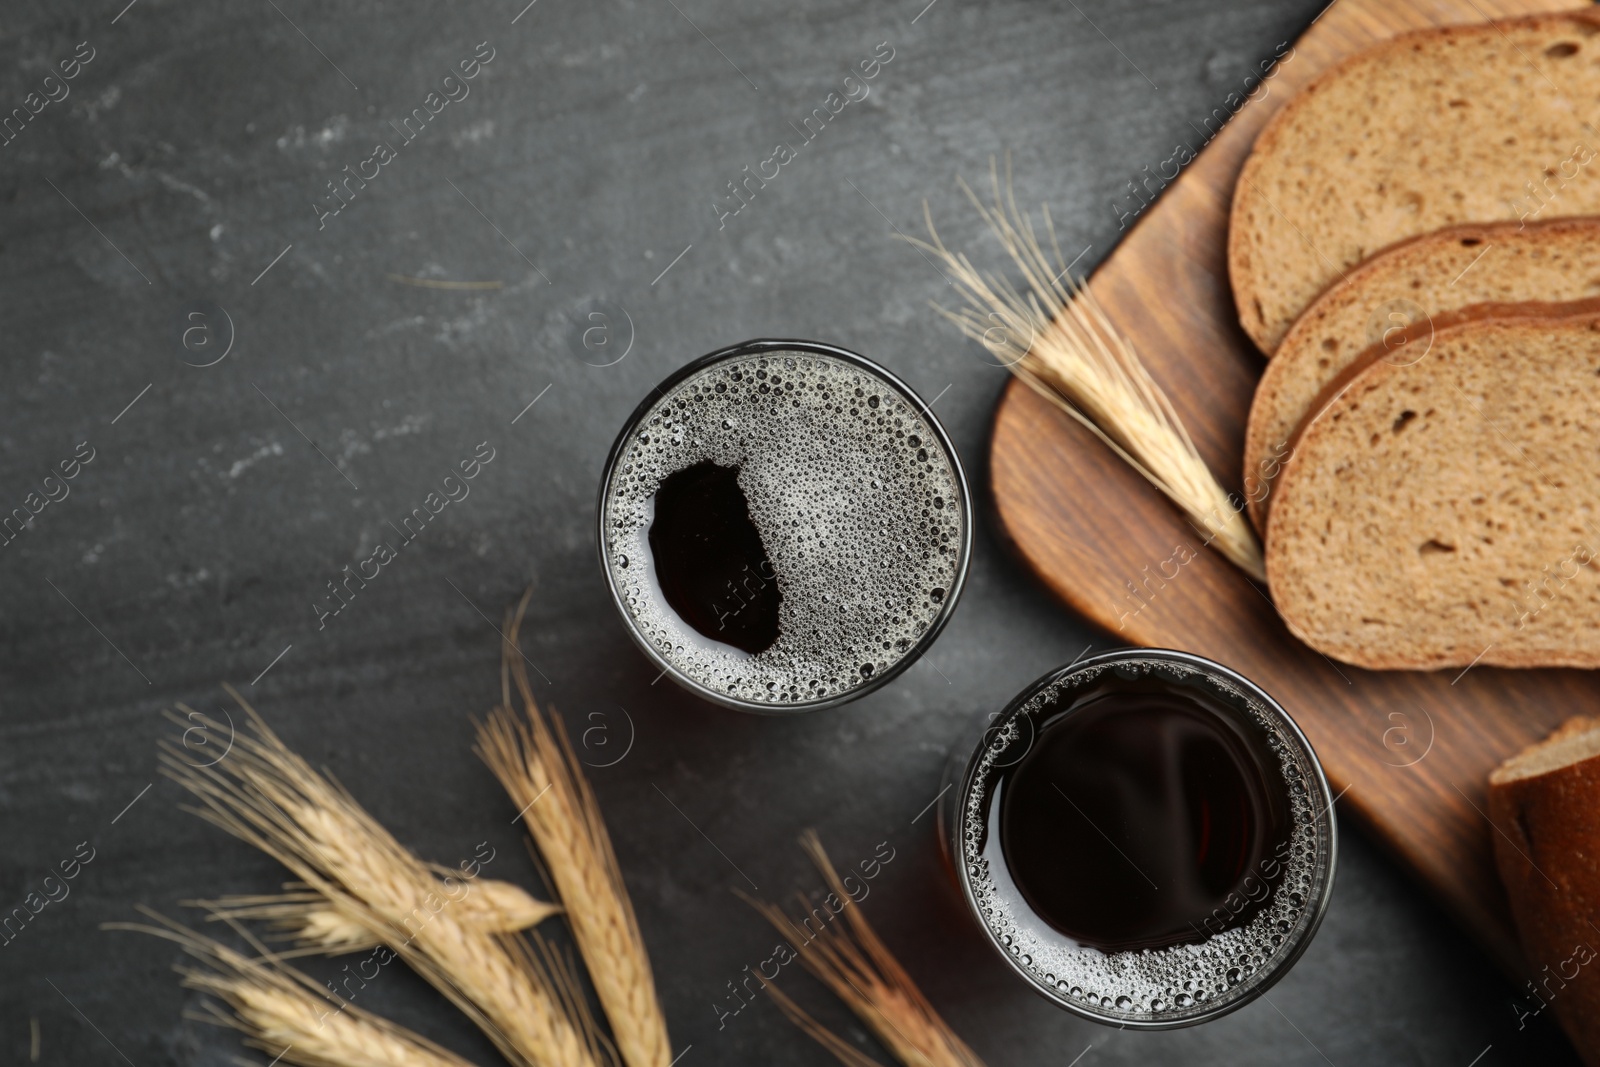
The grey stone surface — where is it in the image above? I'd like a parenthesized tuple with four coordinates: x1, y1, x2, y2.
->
(0, 0, 1581, 1063)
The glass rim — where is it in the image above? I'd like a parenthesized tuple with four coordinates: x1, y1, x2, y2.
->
(949, 647, 1339, 1029)
(594, 338, 974, 715)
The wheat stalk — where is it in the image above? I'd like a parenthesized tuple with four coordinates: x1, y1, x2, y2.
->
(763, 985, 888, 1067)
(107, 907, 482, 1067)
(159, 688, 608, 1067)
(193, 878, 560, 956)
(744, 832, 986, 1067)
(475, 589, 672, 1067)
(906, 158, 1266, 581)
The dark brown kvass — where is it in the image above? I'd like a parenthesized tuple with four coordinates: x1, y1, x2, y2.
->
(950, 651, 1335, 1028)
(995, 672, 1295, 953)
(647, 460, 782, 656)
(599, 342, 972, 711)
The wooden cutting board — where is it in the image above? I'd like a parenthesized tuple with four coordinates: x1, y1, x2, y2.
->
(989, 0, 1595, 975)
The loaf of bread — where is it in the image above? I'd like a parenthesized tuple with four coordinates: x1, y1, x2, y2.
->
(1265, 308, 1600, 670)
(1229, 9, 1600, 354)
(1490, 718, 1600, 1066)
(1243, 218, 1600, 533)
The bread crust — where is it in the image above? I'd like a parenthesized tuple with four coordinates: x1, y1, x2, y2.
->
(1228, 9, 1600, 354)
(1489, 721, 1600, 1065)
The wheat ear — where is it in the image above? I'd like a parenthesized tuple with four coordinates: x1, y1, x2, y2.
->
(475, 589, 673, 1067)
(905, 158, 1265, 581)
(107, 907, 481, 1067)
(159, 689, 608, 1067)
(743, 832, 986, 1067)
(193, 878, 560, 956)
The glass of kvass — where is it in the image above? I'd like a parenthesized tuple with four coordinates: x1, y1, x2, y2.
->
(596, 339, 972, 713)
(940, 649, 1336, 1027)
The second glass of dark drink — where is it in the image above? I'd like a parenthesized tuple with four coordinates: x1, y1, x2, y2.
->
(597, 339, 971, 712)
(943, 649, 1337, 1027)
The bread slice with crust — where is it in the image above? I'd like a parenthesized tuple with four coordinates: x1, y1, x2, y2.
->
(1489, 717, 1600, 1065)
(1229, 9, 1600, 354)
(1492, 715, 1600, 784)
(1244, 218, 1600, 534)
(1265, 309, 1600, 670)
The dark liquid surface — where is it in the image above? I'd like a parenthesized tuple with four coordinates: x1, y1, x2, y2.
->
(995, 674, 1293, 953)
(647, 461, 782, 655)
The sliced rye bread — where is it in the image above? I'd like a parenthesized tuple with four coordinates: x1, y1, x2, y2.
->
(1489, 717, 1600, 1066)
(1229, 9, 1600, 355)
(1244, 218, 1600, 534)
(1265, 308, 1600, 670)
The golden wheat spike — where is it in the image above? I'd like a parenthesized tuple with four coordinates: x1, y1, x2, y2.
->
(193, 878, 560, 957)
(744, 832, 987, 1067)
(905, 157, 1265, 581)
(107, 907, 482, 1067)
(158, 689, 608, 1067)
(475, 589, 673, 1067)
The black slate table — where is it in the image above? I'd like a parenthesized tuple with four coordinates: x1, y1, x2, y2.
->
(0, 0, 1581, 1063)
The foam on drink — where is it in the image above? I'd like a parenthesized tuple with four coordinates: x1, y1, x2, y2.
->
(601, 348, 964, 707)
(958, 657, 1330, 1024)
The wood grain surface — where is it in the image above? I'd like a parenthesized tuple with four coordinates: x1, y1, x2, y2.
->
(989, 0, 1595, 975)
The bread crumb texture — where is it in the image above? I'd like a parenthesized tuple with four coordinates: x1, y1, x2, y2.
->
(1230, 11, 1600, 353)
(1266, 313, 1600, 669)
(1244, 220, 1600, 533)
